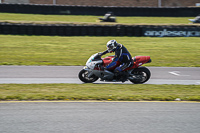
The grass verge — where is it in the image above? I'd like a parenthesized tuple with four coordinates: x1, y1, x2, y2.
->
(0, 84, 200, 101)
(0, 35, 200, 67)
(0, 13, 195, 25)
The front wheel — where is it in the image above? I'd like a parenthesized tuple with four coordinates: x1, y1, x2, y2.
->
(129, 67, 151, 84)
(78, 69, 99, 83)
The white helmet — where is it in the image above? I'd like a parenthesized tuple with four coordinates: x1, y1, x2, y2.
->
(106, 40, 117, 52)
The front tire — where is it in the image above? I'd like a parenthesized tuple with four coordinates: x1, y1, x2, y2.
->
(129, 67, 151, 84)
(78, 69, 99, 83)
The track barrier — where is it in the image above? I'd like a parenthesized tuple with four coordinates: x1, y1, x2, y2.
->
(0, 22, 199, 37)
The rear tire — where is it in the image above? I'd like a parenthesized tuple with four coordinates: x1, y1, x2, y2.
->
(129, 67, 151, 84)
(78, 69, 99, 83)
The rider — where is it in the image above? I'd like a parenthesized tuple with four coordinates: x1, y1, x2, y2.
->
(100, 40, 133, 82)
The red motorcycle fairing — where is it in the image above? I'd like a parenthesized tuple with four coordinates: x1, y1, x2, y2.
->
(102, 56, 120, 70)
(127, 56, 151, 69)
(100, 55, 151, 71)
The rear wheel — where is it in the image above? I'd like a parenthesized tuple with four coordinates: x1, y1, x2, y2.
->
(129, 67, 151, 84)
(78, 69, 99, 83)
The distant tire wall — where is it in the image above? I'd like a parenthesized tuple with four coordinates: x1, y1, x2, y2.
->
(0, 3, 200, 16)
(0, 22, 200, 37)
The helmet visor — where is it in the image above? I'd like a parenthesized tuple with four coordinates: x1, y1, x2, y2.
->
(107, 45, 113, 52)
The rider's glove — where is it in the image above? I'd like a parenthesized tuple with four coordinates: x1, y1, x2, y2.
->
(98, 52, 102, 56)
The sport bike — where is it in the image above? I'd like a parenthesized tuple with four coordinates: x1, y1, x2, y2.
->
(78, 53, 151, 84)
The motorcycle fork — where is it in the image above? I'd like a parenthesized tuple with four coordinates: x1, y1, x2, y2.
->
(83, 68, 94, 78)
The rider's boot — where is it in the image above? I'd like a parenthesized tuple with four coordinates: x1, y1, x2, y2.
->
(114, 72, 121, 81)
(120, 71, 129, 82)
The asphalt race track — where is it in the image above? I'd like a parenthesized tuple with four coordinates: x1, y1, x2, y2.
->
(0, 66, 200, 84)
(0, 101, 200, 133)
(1, 66, 200, 84)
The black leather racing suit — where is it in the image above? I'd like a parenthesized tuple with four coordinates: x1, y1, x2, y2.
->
(101, 44, 133, 72)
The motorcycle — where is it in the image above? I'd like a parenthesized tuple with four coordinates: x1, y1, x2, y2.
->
(78, 52, 151, 84)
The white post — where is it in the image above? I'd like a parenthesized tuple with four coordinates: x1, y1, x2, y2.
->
(0, 0, 2, 4)
(53, 0, 56, 4)
(158, 0, 162, 7)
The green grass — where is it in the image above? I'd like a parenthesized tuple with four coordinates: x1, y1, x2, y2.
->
(0, 35, 200, 67)
(0, 13, 193, 25)
(0, 84, 199, 101)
